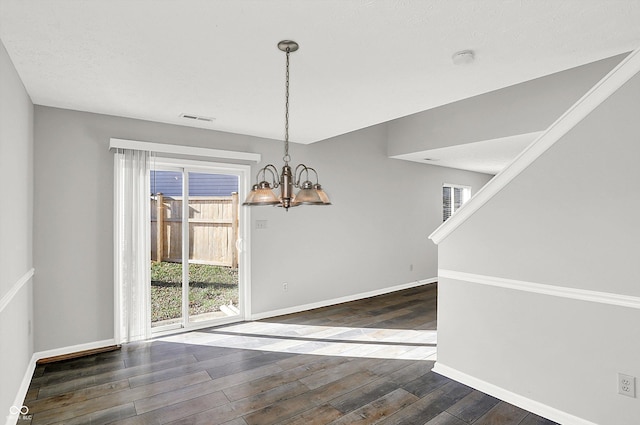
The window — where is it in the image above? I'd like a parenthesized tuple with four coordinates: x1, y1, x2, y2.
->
(443, 184, 471, 222)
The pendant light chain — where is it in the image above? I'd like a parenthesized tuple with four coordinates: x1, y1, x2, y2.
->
(242, 40, 331, 210)
(283, 47, 291, 164)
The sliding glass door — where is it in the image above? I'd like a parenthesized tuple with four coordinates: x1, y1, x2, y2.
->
(150, 160, 247, 332)
(150, 167, 184, 329)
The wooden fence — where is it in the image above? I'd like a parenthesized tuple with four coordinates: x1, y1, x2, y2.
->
(151, 193, 239, 268)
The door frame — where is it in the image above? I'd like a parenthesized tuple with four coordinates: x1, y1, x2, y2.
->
(149, 157, 252, 336)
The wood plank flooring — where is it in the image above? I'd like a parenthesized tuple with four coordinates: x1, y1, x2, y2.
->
(22, 284, 558, 424)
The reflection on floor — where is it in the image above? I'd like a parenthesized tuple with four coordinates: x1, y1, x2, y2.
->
(23, 283, 558, 424)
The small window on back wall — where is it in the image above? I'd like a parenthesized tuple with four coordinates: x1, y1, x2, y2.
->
(443, 184, 471, 222)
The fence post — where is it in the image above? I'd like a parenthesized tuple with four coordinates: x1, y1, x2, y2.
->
(156, 193, 164, 263)
(231, 192, 239, 269)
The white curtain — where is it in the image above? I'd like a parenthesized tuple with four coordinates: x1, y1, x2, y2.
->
(114, 149, 151, 343)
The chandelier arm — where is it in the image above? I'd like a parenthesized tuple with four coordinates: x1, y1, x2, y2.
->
(256, 167, 268, 183)
(265, 164, 281, 187)
(293, 164, 308, 187)
(294, 164, 320, 184)
(255, 168, 264, 184)
(255, 164, 281, 187)
(303, 166, 320, 184)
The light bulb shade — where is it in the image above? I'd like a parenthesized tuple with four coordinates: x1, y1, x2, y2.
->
(243, 182, 280, 206)
(313, 183, 331, 205)
(292, 181, 324, 206)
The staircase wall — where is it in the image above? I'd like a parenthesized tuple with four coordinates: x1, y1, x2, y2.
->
(433, 57, 640, 424)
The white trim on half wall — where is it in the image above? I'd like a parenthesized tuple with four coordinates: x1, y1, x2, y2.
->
(439, 269, 640, 310)
(0, 268, 34, 314)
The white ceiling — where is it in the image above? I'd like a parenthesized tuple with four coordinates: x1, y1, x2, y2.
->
(1, 0, 640, 147)
(391, 132, 543, 175)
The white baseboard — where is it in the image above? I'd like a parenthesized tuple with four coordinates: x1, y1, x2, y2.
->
(6, 339, 117, 425)
(6, 353, 38, 425)
(3, 269, 34, 425)
(251, 278, 437, 321)
(432, 362, 598, 425)
(33, 339, 117, 362)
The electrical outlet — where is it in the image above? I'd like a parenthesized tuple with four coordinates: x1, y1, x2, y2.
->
(409, 264, 413, 271)
(256, 220, 268, 229)
(618, 373, 636, 397)
(283, 282, 288, 291)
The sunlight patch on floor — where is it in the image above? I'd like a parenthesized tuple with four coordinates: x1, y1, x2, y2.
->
(156, 322, 438, 361)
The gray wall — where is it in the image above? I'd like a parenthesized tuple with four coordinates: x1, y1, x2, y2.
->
(33, 107, 276, 352)
(387, 54, 626, 156)
(33, 106, 491, 352)
(0, 40, 34, 417)
(250, 125, 492, 313)
(437, 70, 640, 423)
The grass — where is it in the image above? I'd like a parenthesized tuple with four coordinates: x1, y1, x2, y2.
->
(150, 262, 238, 323)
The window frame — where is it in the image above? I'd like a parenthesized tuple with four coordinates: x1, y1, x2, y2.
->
(442, 183, 471, 222)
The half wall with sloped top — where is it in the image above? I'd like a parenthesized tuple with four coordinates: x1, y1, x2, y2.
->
(430, 48, 640, 425)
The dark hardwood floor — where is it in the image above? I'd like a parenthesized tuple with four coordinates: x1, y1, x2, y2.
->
(22, 284, 557, 424)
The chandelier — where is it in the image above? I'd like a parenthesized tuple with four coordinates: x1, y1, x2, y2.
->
(243, 40, 331, 211)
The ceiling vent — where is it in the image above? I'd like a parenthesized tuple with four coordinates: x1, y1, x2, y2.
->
(180, 113, 215, 122)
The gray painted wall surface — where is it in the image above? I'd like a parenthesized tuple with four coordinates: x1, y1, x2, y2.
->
(437, 71, 640, 424)
(250, 125, 492, 314)
(387, 54, 626, 157)
(33, 107, 277, 352)
(0, 39, 34, 418)
(33, 106, 491, 352)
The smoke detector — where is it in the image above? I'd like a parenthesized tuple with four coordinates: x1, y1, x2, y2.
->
(452, 50, 475, 65)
